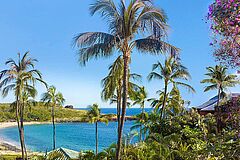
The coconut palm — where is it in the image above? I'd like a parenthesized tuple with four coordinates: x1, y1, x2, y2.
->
(101, 56, 123, 138)
(73, 0, 178, 158)
(132, 86, 148, 141)
(148, 56, 195, 120)
(201, 65, 239, 132)
(86, 104, 108, 154)
(101, 55, 140, 138)
(41, 86, 65, 150)
(9, 91, 37, 115)
(0, 52, 45, 159)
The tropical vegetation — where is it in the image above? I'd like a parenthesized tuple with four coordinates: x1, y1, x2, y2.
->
(201, 65, 239, 133)
(41, 86, 65, 150)
(0, 52, 46, 159)
(85, 104, 108, 154)
(208, 0, 240, 68)
(0, 103, 87, 122)
(0, 0, 239, 160)
(73, 0, 179, 158)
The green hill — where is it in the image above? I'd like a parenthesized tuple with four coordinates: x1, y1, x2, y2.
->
(0, 103, 87, 122)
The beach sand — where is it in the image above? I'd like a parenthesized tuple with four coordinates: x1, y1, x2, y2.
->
(0, 122, 50, 156)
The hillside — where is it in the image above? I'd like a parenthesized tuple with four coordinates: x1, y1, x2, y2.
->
(0, 103, 87, 122)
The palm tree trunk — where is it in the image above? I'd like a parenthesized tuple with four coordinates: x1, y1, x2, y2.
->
(140, 102, 144, 142)
(95, 122, 98, 154)
(216, 88, 221, 133)
(160, 80, 168, 120)
(116, 51, 130, 160)
(16, 98, 25, 160)
(117, 86, 122, 137)
(21, 102, 27, 158)
(52, 105, 56, 150)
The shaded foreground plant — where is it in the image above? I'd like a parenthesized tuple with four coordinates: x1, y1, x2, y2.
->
(201, 65, 239, 133)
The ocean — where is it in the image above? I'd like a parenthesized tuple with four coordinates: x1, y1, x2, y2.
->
(0, 108, 152, 152)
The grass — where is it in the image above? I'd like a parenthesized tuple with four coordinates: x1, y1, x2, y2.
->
(0, 103, 87, 122)
(0, 155, 45, 160)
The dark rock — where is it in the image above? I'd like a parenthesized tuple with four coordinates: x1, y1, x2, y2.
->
(65, 105, 74, 109)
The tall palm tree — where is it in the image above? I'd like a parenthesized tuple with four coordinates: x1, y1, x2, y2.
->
(101, 55, 140, 139)
(86, 104, 108, 154)
(41, 86, 65, 150)
(73, 1, 178, 158)
(148, 56, 195, 120)
(132, 86, 148, 141)
(101, 56, 123, 138)
(201, 65, 239, 132)
(0, 52, 45, 159)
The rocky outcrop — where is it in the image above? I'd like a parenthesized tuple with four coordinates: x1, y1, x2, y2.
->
(65, 105, 74, 109)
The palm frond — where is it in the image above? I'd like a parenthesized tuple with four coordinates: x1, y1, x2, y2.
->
(89, 0, 119, 20)
(134, 38, 179, 55)
(78, 43, 115, 65)
(73, 32, 116, 48)
(204, 84, 218, 92)
(174, 81, 195, 93)
(147, 71, 163, 81)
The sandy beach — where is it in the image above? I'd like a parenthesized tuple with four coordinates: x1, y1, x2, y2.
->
(0, 122, 50, 155)
(0, 121, 51, 130)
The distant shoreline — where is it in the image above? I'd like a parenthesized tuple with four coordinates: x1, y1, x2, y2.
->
(0, 118, 136, 155)
(0, 122, 51, 155)
(0, 121, 51, 130)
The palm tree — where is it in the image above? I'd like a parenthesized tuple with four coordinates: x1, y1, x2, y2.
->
(101, 55, 140, 139)
(148, 56, 195, 120)
(201, 65, 239, 132)
(86, 104, 108, 154)
(101, 56, 123, 138)
(41, 86, 65, 150)
(0, 52, 45, 159)
(132, 86, 148, 141)
(73, 1, 178, 158)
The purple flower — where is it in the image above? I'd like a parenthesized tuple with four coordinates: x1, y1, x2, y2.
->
(208, 5, 213, 14)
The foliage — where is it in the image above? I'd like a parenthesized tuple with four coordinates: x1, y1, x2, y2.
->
(0, 155, 45, 160)
(73, 0, 179, 158)
(121, 109, 240, 160)
(201, 65, 238, 94)
(77, 106, 240, 160)
(201, 65, 239, 132)
(148, 56, 195, 120)
(208, 0, 240, 68)
(0, 52, 47, 159)
(0, 103, 87, 122)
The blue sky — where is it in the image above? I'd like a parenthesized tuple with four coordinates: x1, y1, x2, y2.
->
(0, 0, 239, 108)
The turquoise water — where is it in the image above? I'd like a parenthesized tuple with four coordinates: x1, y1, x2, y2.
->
(0, 121, 134, 152)
(78, 108, 152, 116)
(0, 108, 153, 152)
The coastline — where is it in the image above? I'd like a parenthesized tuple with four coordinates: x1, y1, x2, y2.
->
(0, 121, 51, 130)
(0, 121, 51, 155)
(0, 119, 136, 155)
